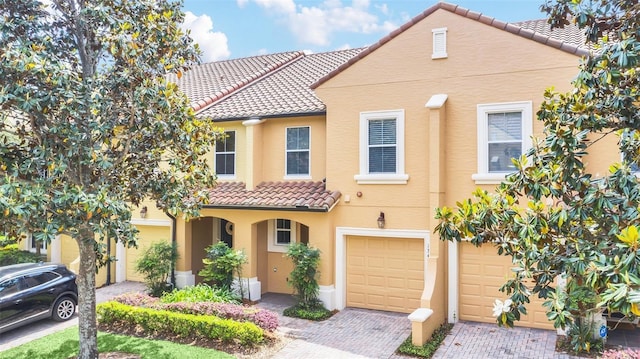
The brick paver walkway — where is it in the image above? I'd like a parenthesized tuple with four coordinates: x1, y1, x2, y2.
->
(257, 293, 411, 358)
(432, 321, 579, 359)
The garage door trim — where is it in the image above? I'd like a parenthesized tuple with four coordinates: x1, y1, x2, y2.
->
(335, 227, 430, 311)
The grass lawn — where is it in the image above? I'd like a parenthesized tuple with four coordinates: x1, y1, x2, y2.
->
(0, 326, 233, 359)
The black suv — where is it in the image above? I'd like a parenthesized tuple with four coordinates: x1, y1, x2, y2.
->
(0, 263, 78, 333)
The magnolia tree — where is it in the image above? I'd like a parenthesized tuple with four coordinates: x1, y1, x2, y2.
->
(435, 0, 640, 352)
(0, 1, 218, 358)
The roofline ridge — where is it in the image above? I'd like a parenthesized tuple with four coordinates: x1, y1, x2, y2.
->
(193, 51, 306, 113)
(311, 1, 589, 89)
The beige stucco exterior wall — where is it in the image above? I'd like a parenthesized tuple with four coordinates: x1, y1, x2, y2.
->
(259, 115, 326, 182)
(315, 8, 600, 331)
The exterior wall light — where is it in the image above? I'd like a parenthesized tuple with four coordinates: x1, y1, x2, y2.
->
(377, 211, 385, 229)
(140, 206, 148, 218)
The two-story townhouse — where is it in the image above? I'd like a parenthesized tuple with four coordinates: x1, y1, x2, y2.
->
(47, 1, 623, 343)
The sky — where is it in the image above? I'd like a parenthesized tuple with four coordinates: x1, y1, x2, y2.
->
(180, 0, 549, 63)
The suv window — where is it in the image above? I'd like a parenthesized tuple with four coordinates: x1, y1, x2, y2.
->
(0, 277, 21, 295)
(23, 272, 59, 288)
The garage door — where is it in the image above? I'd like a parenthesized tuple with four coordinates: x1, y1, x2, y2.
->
(459, 242, 553, 329)
(126, 226, 171, 282)
(346, 236, 424, 313)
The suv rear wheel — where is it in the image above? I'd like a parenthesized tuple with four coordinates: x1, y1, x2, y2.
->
(52, 297, 76, 321)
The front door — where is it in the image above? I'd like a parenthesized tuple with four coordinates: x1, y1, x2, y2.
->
(220, 219, 233, 248)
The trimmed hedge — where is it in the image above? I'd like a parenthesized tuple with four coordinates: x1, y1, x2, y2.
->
(97, 301, 264, 345)
(111, 292, 278, 332)
(0, 247, 45, 266)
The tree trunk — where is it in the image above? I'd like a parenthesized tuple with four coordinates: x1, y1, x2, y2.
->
(76, 225, 98, 359)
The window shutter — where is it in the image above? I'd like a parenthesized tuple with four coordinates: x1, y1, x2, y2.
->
(432, 28, 448, 59)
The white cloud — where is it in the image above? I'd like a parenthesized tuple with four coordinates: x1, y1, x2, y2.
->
(181, 12, 231, 63)
(254, 0, 296, 13)
(242, 0, 398, 47)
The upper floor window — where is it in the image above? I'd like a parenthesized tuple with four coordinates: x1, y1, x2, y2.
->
(355, 110, 408, 184)
(286, 126, 310, 177)
(472, 101, 532, 184)
(215, 131, 236, 178)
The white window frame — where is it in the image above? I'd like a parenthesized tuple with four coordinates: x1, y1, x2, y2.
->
(432, 27, 448, 59)
(214, 130, 236, 179)
(28, 232, 47, 253)
(354, 109, 409, 184)
(267, 219, 297, 253)
(472, 101, 533, 184)
(285, 126, 311, 179)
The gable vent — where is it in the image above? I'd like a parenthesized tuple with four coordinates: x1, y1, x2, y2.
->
(432, 27, 448, 59)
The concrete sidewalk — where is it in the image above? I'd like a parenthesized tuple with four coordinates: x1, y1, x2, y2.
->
(0, 281, 146, 352)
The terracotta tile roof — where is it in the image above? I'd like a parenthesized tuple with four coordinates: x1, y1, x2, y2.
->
(312, 1, 590, 89)
(196, 48, 364, 121)
(206, 181, 341, 212)
(168, 51, 304, 112)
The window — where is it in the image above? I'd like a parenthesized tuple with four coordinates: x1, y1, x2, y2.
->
(432, 27, 448, 59)
(355, 110, 408, 184)
(29, 232, 47, 253)
(215, 131, 236, 178)
(267, 219, 297, 252)
(286, 127, 310, 177)
(0, 278, 21, 296)
(23, 272, 58, 288)
(472, 101, 532, 184)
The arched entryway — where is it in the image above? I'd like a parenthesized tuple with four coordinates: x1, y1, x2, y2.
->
(190, 216, 234, 284)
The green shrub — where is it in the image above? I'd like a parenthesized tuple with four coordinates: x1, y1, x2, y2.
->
(135, 241, 178, 297)
(198, 242, 247, 293)
(286, 243, 322, 309)
(160, 283, 240, 304)
(97, 301, 263, 345)
(397, 322, 453, 358)
(0, 247, 44, 266)
(283, 303, 332, 321)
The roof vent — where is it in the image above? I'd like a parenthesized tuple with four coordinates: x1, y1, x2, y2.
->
(432, 27, 448, 59)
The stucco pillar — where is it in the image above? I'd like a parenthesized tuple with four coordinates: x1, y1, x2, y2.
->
(233, 219, 261, 300)
(115, 240, 126, 283)
(407, 94, 449, 346)
(307, 217, 336, 310)
(50, 235, 62, 263)
(174, 217, 194, 287)
(242, 118, 265, 190)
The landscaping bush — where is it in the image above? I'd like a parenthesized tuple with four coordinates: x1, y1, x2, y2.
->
(600, 348, 640, 359)
(97, 301, 264, 345)
(286, 242, 322, 308)
(135, 241, 178, 297)
(0, 246, 44, 266)
(283, 303, 332, 321)
(111, 292, 279, 332)
(160, 283, 239, 304)
(199, 242, 247, 294)
(396, 322, 453, 358)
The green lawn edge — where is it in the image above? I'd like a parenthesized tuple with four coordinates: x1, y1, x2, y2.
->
(0, 326, 234, 359)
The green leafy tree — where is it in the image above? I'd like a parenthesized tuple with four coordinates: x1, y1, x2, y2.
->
(436, 0, 640, 353)
(0, 1, 218, 357)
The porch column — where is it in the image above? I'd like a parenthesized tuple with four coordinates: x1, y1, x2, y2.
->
(50, 235, 62, 263)
(308, 217, 336, 310)
(174, 217, 194, 288)
(115, 240, 126, 283)
(233, 219, 261, 300)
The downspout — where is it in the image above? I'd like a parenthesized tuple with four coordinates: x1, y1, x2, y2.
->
(166, 212, 177, 288)
(106, 235, 111, 285)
